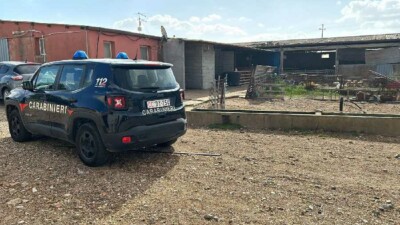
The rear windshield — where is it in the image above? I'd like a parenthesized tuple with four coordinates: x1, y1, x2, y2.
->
(112, 67, 178, 91)
(14, 65, 40, 74)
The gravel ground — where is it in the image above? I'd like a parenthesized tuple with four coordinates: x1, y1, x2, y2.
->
(197, 97, 400, 114)
(0, 104, 400, 224)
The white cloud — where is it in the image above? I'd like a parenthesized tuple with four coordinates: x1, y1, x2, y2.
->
(146, 14, 246, 36)
(113, 18, 138, 30)
(189, 16, 201, 23)
(338, 0, 400, 31)
(201, 14, 222, 22)
(238, 16, 252, 22)
(337, 1, 342, 5)
(188, 24, 246, 36)
(257, 23, 265, 28)
(189, 14, 221, 23)
(235, 31, 312, 43)
(148, 15, 192, 31)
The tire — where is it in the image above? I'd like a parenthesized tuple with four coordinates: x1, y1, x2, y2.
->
(76, 123, 110, 167)
(158, 138, 178, 147)
(8, 110, 32, 142)
(2, 88, 10, 99)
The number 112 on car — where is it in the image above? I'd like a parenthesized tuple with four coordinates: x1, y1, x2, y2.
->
(95, 78, 108, 87)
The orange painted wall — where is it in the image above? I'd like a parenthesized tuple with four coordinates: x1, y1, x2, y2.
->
(85, 29, 160, 61)
(0, 21, 160, 62)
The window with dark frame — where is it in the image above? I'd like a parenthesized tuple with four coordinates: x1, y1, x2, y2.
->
(35, 38, 40, 56)
(35, 38, 46, 56)
(140, 46, 150, 60)
(103, 41, 114, 58)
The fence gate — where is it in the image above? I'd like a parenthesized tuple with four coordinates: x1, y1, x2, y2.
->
(0, 39, 10, 61)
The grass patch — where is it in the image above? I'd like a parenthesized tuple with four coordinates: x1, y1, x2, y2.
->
(208, 123, 242, 130)
(285, 85, 308, 96)
(285, 85, 331, 98)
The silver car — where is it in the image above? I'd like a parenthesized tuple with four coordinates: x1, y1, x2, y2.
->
(0, 61, 40, 99)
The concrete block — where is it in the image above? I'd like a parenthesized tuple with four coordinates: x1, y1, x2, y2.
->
(291, 115, 320, 130)
(162, 39, 185, 89)
(265, 114, 292, 130)
(317, 116, 348, 132)
(234, 113, 266, 129)
(186, 111, 220, 127)
(187, 110, 400, 137)
(362, 117, 400, 136)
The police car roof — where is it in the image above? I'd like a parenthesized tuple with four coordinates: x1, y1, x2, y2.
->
(44, 59, 173, 67)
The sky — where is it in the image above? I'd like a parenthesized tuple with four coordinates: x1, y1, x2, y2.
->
(1, 0, 400, 43)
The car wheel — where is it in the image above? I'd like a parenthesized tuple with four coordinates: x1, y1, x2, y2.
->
(2, 88, 10, 99)
(9, 110, 32, 142)
(76, 123, 110, 167)
(158, 138, 178, 147)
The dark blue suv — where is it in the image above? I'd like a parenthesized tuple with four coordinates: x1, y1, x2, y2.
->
(5, 52, 186, 166)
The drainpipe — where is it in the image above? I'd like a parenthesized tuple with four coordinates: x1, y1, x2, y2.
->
(41, 34, 47, 63)
(85, 27, 89, 56)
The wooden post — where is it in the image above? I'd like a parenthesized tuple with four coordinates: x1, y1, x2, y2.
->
(280, 49, 284, 74)
(335, 48, 339, 76)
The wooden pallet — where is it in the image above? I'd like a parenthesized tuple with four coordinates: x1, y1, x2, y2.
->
(245, 65, 284, 100)
(238, 70, 252, 85)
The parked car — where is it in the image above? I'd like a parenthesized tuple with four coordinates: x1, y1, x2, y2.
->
(5, 51, 187, 166)
(0, 61, 40, 99)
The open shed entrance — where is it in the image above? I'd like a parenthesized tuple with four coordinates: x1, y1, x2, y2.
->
(283, 50, 336, 74)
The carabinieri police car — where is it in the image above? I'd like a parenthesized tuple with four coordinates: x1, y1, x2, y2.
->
(5, 51, 187, 166)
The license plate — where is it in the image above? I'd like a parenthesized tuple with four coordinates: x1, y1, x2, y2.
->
(147, 99, 171, 109)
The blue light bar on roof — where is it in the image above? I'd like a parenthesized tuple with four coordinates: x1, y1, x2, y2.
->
(116, 52, 129, 59)
(72, 50, 88, 60)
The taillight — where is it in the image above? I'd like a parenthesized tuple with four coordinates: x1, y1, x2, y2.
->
(121, 136, 132, 144)
(107, 96, 127, 110)
(179, 89, 185, 100)
(12, 74, 23, 81)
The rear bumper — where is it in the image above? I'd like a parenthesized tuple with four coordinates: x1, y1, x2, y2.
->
(102, 118, 187, 152)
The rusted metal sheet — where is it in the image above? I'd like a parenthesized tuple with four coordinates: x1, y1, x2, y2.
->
(0, 39, 10, 61)
(376, 64, 394, 78)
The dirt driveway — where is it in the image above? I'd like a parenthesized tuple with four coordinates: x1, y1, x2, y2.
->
(0, 104, 399, 224)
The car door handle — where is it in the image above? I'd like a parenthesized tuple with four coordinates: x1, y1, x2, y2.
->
(68, 98, 78, 103)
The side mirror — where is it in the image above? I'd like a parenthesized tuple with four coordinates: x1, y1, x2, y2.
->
(22, 81, 33, 91)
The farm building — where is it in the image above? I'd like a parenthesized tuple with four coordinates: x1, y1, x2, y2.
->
(1, 19, 400, 90)
(162, 38, 276, 89)
(239, 34, 400, 81)
(0, 20, 160, 63)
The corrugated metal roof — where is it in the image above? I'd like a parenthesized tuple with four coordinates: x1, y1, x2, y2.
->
(0, 20, 269, 52)
(238, 33, 400, 49)
(178, 38, 271, 52)
(0, 20, 161, 40)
